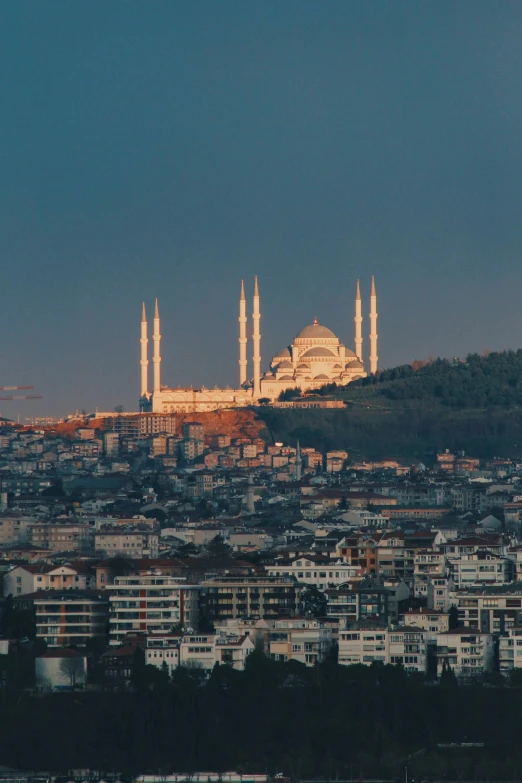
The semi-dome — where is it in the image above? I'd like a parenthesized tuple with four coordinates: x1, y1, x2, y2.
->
(297, 363, 310, 369)
(274, 346, 291, 358)
(314, 374, 330, 380)
(295, 321, 337, 340)
(277, 360, 293, 369)
(346, 359, 364, 369)
(279, 375, 294, 381)
(301, 346, 336, 358)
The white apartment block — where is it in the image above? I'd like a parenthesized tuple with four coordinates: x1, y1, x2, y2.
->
(413, 550, 447, 600)
(451, 586, 522, 633)
(338, 622, 428, 673)
(400, 609, 450, 642)
(268, 617, 333, 666)
(427, 575, 455, 612)
(0, 515, 34, 546)
(106, 575, 200, 645)
(95, 530, 159, 558)
(499, 626, 522, 673)
(436, 628, 494, 678)
(266, 557, 359, 590)
(447, 552, 514, 587)
(146, 633, 181, 673)
(179, 633, 254, 671)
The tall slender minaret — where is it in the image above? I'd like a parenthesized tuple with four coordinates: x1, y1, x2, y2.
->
(252, 276, 261, 397)
(295, 439, 302, 481)
(153, 298, 162, 392)
(369, 276, 378, 374)
(239, 280, 248, 386)
(354, 279, 363, 362)
(140, 302, 149, 397)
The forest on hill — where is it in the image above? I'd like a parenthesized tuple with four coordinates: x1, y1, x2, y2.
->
(258, 351, 522, 459)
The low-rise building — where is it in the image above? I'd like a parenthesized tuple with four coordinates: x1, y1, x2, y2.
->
(338, 622, 428, 673)
(268, 617, 333, 665)
(436, 628, 494, 678)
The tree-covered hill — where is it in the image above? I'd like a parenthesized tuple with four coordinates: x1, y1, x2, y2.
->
(343, 350, 522, 408)
(257, 351, 522, 460)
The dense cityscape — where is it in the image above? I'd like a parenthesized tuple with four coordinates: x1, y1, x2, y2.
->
(0, 406, 521, 777)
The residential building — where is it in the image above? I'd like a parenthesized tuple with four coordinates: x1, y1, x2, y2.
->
(267, 617, 333, 665)
(451, 584, 522, 633)
(400, 609, 450, 642)
(95, 530, 159, 559)
(266, 556, 360, 590)
(29, 522, 92, 552)
(106, 574, 200, 644)
(447, 551, 514, 587)
(146, 632, 182, 673)
(4, 563, 93, 597)
(201, 576, 302, 622)
(436, 628, 494, 678)
(15, 590, 109, 647)
(499, 626, 522, 673)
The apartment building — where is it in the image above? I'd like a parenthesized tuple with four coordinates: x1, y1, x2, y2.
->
(266, 556, 360, 590)
(436, 628, 494, 677)
(201, 576, 302, 622)
(95, 530, 159, 559)
(400, 609, 450, 642)
(14, 590, 108, 647)
(499, 626, 522, 673)
(338, 622, 427, 673)
(413, 550, 447, 599)
(447, 551, 514, 587)
(106, 574, 200, 644)
(30, 522, 92, 552)
(178, 633, 255, 671)
(325, 577, 409, 627)
(451, 584, 522, 633)
(4, 563, 93, 596)
(0, 515, 35, 546)
(268, 617, 332, 665)
(428, 575, 455, 612)
(146, 632, 182, 673)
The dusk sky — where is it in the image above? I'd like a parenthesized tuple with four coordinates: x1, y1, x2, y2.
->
(2, 1, 522, 419)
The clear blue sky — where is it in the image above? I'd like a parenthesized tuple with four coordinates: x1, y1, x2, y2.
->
(1, 1, 522, 418)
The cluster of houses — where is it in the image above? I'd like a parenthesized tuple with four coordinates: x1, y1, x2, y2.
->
(0, 415, 522, 687)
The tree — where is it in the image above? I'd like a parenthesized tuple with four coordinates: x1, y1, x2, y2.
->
(113, 404, 125, 413)
(258, 398, 271, 406)
(449, 605, 459, 629)
(59, 655, 85, 689)
(278, 387, 301, 402)
(206, 534, 232, 558)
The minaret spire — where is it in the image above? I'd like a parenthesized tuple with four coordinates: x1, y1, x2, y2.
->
(369, 276, 378, 374)
(153, 297, 162, 392)
(252, 276, 261, 397)
(354, 279, 363, 362)
(140, 302, 149, 397)
(239, 279, 248, 386)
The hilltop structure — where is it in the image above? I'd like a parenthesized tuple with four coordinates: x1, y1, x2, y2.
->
(139, 277, 378, 413)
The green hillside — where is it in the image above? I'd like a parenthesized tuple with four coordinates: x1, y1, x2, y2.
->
(257, 351, 522, 460)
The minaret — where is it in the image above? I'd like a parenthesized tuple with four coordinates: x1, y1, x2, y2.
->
(369, 276, 378, 374)
(295, 440, 302, 482)
(252, 276, 261, 397)
(153, 298, 162, 392)
(354, 279, 363, 362)
(239, 280, 248, 386)
(140, 302, 149, 397)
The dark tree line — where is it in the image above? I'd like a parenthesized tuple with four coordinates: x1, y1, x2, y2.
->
(3, 654, 522, 779)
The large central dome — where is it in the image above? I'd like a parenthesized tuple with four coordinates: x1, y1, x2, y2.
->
(295, 320, 338, 340)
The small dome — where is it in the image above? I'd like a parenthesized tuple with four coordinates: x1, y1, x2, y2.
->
(274, 346, 291, 358)
(346, 359, 364, 369)
(301, 347, 336, 358)
(277, 360, 293, 370)
(333, 363, 343, 369)
(295, 321, 337, 340)
(279, 375, 294, 381)
(297, 363, 310, 369)
(314, 374, 330, 380)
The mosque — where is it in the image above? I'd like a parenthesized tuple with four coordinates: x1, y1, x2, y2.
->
(139, 277, 378, 413)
